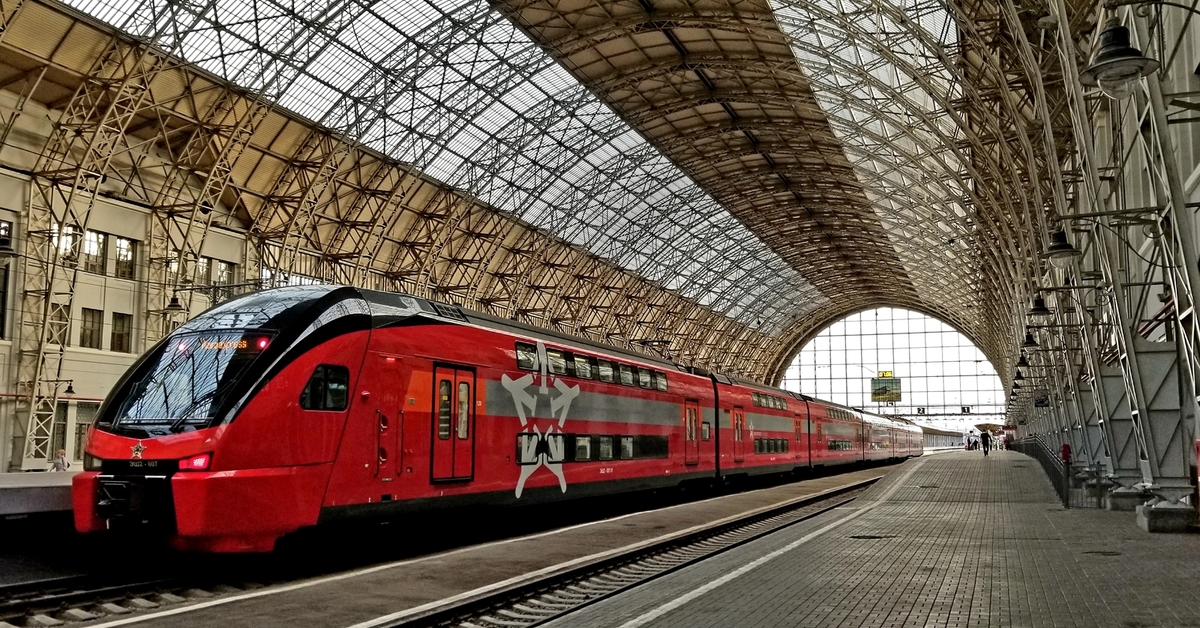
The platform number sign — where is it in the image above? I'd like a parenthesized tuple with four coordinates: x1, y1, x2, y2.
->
(916, 407, 925, 415)
(961, 406, 971, 414)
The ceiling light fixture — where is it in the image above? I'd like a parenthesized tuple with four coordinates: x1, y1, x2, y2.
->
(1080, 19, 1159, 100)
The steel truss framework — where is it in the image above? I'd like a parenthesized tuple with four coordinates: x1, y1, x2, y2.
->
(0, 0, 803, 466)
(0, 0, 1198, 503)
(1009, 2, 1200, 502)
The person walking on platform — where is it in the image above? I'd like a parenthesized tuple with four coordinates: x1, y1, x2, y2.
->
(980, 431, 992, 457)
(50, 449, 70, 471)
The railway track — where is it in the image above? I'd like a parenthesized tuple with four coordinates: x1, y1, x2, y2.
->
(0, 573, 265, 626)
(0, 472, 884, 626)
(381, 477, 880, 628)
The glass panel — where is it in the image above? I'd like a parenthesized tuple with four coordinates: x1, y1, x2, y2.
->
(517, 433, 539, 464)
(112, 330, 272, 431)
(324, 367, 349, 410)
(110, 313, 132, 353)
(701, 422, 711, 441)
(546, 349, 567, 375)
(620, 436, 634, 459)
(597, 360, 615, 383)
(74, 402, 100, 460)
(80, 308, 102, 349)
(438, 380, 451, 440)
(574, 355, 593, 379)
(83, 231, 107, 274)
(545, 433, 565, 462)
(637, 368, 652, 389)
(457, 381, 470, 439)
(598, 436, 613, 460)
(516, 342, 537, 370)
(300, 367, 324, 410)
(618, 364, 635, 386)
(654, 371, 668, 392)
(114, 237, 135, 279)
(574, 435, 591, 461)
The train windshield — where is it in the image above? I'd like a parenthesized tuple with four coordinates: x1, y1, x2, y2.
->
(111, 330, 274, 433)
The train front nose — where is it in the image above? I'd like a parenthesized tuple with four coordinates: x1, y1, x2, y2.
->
(73, 428, 215, 534)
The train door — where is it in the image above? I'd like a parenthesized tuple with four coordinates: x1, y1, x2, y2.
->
(732, 407, 746, 462)
(684, 401, 700, 465)
(431, 365, 475, 482)
(793, 415, 804, 460)
(375, 355, 403, 483)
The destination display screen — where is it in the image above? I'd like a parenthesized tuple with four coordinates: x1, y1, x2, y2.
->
(187, 335, 271, 352)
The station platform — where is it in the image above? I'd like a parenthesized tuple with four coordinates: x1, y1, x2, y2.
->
(543, 450, 1200, 628)
(89, 450, 1200, 628)
(0, 471, 74, 516)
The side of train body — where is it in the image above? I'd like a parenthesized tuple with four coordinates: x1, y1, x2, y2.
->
(73, 286, 923, 552)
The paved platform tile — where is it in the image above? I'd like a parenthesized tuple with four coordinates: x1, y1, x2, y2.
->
(544, 451, 1200, 628)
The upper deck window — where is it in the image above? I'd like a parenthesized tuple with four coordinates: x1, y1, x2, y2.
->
(637, 367, 653, 389)
(597, 360, 616, 383)
(545, 349, 568, 375)
(574, 355, 594, 379)
(515, 342, 537, 370)
(653, 371, 668, 392)
(618, 364, 636, 386)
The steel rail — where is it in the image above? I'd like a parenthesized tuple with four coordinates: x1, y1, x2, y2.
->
(0, 575, 188, 624)
(381, 476, 881, 628)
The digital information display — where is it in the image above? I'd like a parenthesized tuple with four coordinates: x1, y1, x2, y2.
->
(200, 339, 249, 351)
(871, 377, 902, 402)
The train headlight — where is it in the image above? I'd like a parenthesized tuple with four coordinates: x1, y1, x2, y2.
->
(83, 453, 102, 471)
(178, 452, 212, 471)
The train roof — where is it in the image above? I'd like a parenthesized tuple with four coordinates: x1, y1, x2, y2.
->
(355, 287, 681, 370)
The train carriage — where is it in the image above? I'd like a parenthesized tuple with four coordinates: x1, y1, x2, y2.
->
(74, 285, 921, 552)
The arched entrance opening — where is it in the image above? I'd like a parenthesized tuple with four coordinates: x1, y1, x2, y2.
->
(780, 308, 1004, 433)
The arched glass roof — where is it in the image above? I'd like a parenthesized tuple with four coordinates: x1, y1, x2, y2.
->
(67, 0, 823, 332)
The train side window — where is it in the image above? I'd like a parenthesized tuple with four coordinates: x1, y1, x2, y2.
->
(574, 355, 594, 379)
(546, 433, 565, 462)
(702, 422, 711, 441)
(619, 364, 635, 386)
(597, 359, 616, 383)
(574, 435, 592, 461)
(516, 342, 537, 370)
(653, 371, 668, 392)
(633, 435, 669, 458)
(517, 433, 539, 464)
(782, 439, 789, 452)
(300, 365, 350, 411)
(546, 349, 568, 375)
(637, 367, 653, 389)
(598, 436, 614, 460)
(754, 439, 762, 454)
(437, 380, 452, 439)
(620, 436, 634, 459)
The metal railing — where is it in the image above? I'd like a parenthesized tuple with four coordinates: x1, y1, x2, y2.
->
(1009, 439, 1109, 508)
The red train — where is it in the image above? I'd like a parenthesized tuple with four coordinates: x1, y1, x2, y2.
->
(74, 286, 922, 552)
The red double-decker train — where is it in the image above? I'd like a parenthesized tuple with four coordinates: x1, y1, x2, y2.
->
(74, 286, 922, 552)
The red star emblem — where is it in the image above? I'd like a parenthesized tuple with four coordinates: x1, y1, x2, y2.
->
(131, 441, 146, 459)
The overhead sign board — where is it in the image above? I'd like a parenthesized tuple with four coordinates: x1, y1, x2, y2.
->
(878, 371, 893, 378)
(871, 377, 901, 402)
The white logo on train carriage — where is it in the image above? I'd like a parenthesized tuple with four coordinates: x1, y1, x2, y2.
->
(501, 340, 580, 498)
